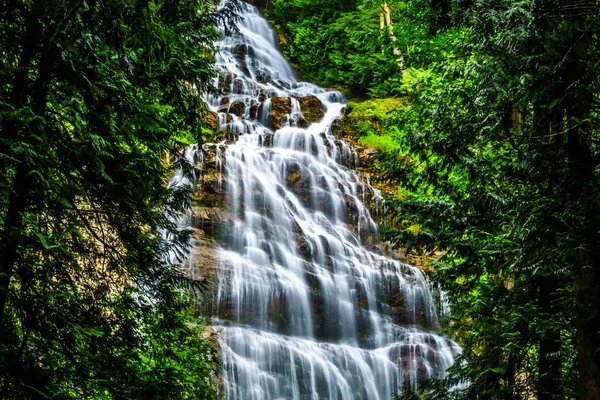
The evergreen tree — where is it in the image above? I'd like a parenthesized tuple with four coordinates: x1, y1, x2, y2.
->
(384, 0, 600, 398)
(0, 0, 238, 397)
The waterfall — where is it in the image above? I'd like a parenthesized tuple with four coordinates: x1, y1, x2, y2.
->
(196, 2, 460, 399)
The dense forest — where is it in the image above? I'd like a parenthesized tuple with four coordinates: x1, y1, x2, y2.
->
(1, 0, 599, 399)
(260, 0, 600, 399)
(0, 0, 239, 398)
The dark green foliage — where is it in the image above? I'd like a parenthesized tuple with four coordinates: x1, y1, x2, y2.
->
(0, 0, 237, 397)
(265, 0, 600, 397)
(215, 0, 600, 397)
(263, 0, 466, 98)
(379, 0, 600, 398)
(263, 0, 396, 96)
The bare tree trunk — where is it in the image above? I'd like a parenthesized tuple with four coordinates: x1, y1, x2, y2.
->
(379, 2, 404, 69)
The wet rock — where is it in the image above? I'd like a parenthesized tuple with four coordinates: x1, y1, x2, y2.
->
(286, 170, 301, 186)
(249, 103, 259, 120)
(233, 44, 252, 76)
(202, 142, 227, 164)
(364, 235, 374, 250)
(203, 111, 218, 130)
(194, 207, 229, 226)
(218, 72, 233, 92)
(188, 228, 220, 276)
(297, 95, 325, 123)
(255, 73, 271, 84)
(329, 117, 343, 136)
(195, 186, 226, 208)
(268, 97, 292, 130)
(228, 101, 246, 117)
(232, 78, 245, 94)
(296, 117, 310, 128)
(296, 237, 312, 264)
(261, 133, 273, 147)
(185, 228, 222, 316)
(364, 148, 379, 156)
(210, 129, 238, 143)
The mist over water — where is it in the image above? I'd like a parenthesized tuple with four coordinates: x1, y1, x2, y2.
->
(198, 2, 460, 398)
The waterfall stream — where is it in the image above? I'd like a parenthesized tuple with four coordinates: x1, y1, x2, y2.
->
(193, 2, 460, 398)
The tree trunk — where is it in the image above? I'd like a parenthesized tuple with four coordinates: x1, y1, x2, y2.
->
(560, 42, 600, 397)
(538, 277, 562, 399)
(568, 127, 600, 400)
(0, 10, 38, 325)
(0, 3, 54, 324)
(577, 262, 600, 400)
(0, 165, 31, 324)
(379, 2, 404, 68)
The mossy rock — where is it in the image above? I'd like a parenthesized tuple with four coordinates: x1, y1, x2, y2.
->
(338, 97, 409, 142)
(297, 95, 324, 123)
(268, 97, 292, 129)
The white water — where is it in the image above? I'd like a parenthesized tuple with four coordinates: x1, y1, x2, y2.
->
(197, 2, 460, 398)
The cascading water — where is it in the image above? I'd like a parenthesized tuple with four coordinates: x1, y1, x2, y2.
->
(197, 2, 460, 399)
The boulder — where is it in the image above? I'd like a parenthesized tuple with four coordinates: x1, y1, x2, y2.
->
(297, 95, 325, 123)
(329, 117, 343, 137)
(228, 101, 246, 117)
(203, 111, 218, 130)
(268, 97, 292, 130)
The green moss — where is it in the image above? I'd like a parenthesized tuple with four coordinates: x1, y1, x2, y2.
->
(358, 132, 399, 152)
(347, 98, 408, 121)
(345, 97, 408, 151)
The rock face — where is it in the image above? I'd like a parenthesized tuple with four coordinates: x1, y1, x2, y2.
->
(233, 44, 251, 76)
(188, 228, 220, 283)
(327, 101, 448, 274)
(249, 103, 259, 119)
(257, 95, 325, 130)
(297, 95, 324, 123)
(218, 72, 233, 92)
(228, 101, 246, 117)
(204, 110, 218, 130)
(266, 97, 291, 130)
